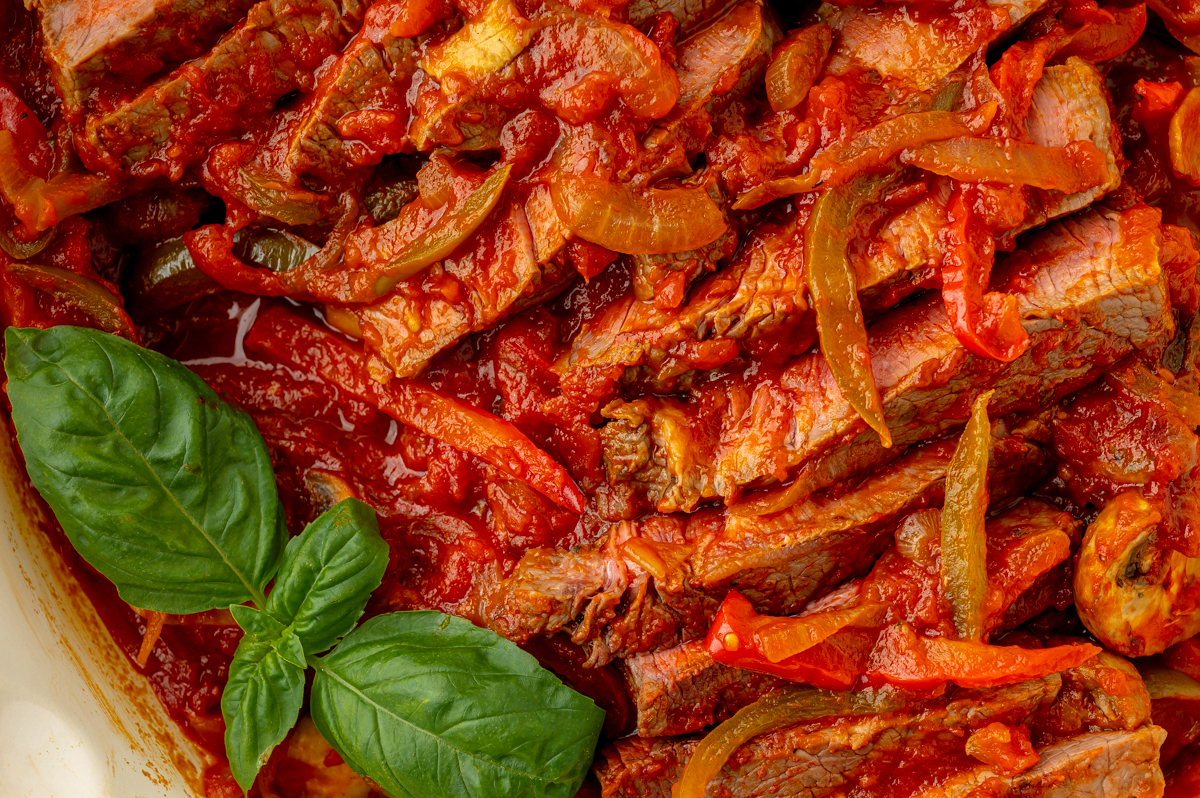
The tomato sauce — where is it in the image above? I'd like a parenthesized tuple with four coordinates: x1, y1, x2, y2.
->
(2, 0, 1199, 795)
(8, 282, 632, 788)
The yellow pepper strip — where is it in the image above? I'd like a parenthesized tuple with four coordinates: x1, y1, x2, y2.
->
(807, 175, 896, 447)
(941, 390, 994, 642)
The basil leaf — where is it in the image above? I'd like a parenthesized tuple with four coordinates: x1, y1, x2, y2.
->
(3, 326, 285, 613)
(264, 498, 388, 655)
(272, 626, 307, 669)
(309, 612, 605, 798)
(222, 638, 306, 793)
(230, 604, 285, 640)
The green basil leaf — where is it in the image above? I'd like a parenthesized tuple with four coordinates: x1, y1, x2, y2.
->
(264, 498, 388, 655)
(309, 612, 605, 798)
(222, 638, 306, 793)
(272, 626, 307, 669)
(230, 604, 285, 640)
(3, 326, 285, 613)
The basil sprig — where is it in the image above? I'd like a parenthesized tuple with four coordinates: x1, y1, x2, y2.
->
(222, 498, 389, 790)
(4, 326, 604, 797)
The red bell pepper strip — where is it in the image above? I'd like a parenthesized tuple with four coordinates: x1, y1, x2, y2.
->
(940, 184, 1030, 362)
(705, 590, 881, 689)
(245, 304, 586, 514)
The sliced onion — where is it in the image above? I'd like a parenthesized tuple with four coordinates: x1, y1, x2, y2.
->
(903, 137, 1107, 193)
(419, 0, 538, 83)
(0, 200, 55, 260)
(673, 686, 905, 798)
(551, 173, 726, 255)
(619, 537, 693, 581)
(620, 537, 668, 580)
(8, 263, 138, 339)
(367, 163, 512, 298)
(0, 131, 127, 233)
(941, 390, 993, 642)
(765, 24, 832, 113)
(1169, 87, 1200, 186)
(735, 102, 998, 209)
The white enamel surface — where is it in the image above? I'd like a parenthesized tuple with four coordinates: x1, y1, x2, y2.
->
(0, 427, 205, 798)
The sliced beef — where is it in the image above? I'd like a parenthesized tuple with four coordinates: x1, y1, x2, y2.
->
(626, 497, 1078, 737)
(821, 0, 1046, 90)
(1031, 651, 1153, 742)
(858, 57, 1121, 303)
(567, 56, 1122, 395)
(640, 0, 782, 176)
(597, 676, 1064, 798)
(481, 514, 722, 667)
(285, 25, 418, 185)
(481, 423, 1047, 668)
(600, 655, 1162, 798)
(600, 204, 1171, 513)
(918, 728, 1166, 798)
(1007, 57, 1124, 242)
(625, 0, 731, 35)
(79, 0, 359, 178)
(33, 0, 259, 114)
(692, 416, 1048, 613)
(666, 215, 807, 345)
(622, 629, 792, 738)
(853, 176, 954, 310)
(561, 216, 801, 389)
(345, 202, 573, 379)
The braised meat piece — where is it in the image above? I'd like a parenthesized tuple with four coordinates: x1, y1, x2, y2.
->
(80, 0, 360, 178)
(5, 0, 1200, 794)
(483, 418, 1048, 666)
(623, 497, 1080, 736)
(32, 0, 259, 114)
(601, 204, 1171, 513)
(598, 662, 1164, 798)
